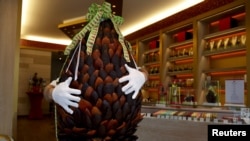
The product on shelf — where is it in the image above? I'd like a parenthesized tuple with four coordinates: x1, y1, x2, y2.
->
(231, 36, 238, 46)
(219, 17, 238, 31)
(149, 40, 159, 49)
(206, 86, 217, 103)
(223, 37, 229, 49)
(240, 34, 246, 45)
(175, 31, 193, 42)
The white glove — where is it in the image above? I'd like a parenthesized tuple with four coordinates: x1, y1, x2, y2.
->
(119, 64, 146, 99)
(52, 77, 81, 114)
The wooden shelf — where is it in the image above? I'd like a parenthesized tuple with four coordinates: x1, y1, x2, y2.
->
(143, 61, 160, 66)
(168, 39, 193, 48)
(202, 66, 246, 74)
(203, 26, 246, 40)
(199, 4, 245, 23)
(143, 48, 159, 54)
(203, 45, 246, 56)
(168, 55, 193, 62)
(167, 70, 193, 77)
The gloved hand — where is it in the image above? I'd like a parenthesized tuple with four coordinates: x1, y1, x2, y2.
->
(52, 77, 81, 114)
(119, 64, 146, 99)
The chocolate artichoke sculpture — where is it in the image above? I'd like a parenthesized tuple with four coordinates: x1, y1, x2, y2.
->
(206, 86, 217, 103)
(56, 2, 143, 141)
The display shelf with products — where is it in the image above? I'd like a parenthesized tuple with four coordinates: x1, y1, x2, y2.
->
(197, 4, 247, 107)
(139, 34, 161, 102)
(137, 105, 250, 141)
(129, 0, 250, 110)
(163, 23, 195, 106)
(141, 105, 250, 125)
(147, 109, 247, 124)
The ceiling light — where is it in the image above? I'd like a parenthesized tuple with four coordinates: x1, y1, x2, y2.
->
(23, 35, 71, 45)
(21, 0, 204, 45)
(121, 0, 204, 36)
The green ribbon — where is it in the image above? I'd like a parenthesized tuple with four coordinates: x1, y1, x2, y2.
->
(64, 2, 131, 62)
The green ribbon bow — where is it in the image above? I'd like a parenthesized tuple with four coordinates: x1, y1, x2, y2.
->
(64, 2, 131, 62)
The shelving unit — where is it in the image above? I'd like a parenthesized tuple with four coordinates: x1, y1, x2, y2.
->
(197, 4, 247, 106)
(163, 24, 195, 105)
(138, 33, 161, 102)
(132, 0, 250, 109)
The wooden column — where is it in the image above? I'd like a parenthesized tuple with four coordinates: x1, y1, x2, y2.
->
(246, 0, 250, 107)
(0, 0, 22, 139)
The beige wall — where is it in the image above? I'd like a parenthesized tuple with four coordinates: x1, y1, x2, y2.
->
(18, 49, 52, 116)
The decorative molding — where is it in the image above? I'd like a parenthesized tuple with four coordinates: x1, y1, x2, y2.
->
(20, 39, 66, 51)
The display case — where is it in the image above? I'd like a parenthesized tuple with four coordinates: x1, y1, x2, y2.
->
(136, 105, 250, 141)
(138, 33, 161, 102)
(197, 4, 247, 106)
(163, 24, 195, 106)
(141, 106, 250, 125)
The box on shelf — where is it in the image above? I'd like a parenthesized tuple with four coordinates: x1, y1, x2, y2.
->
(219, 17, 238, 31)
(176, 31, 193, 42)
(149, 40, 159, 49)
